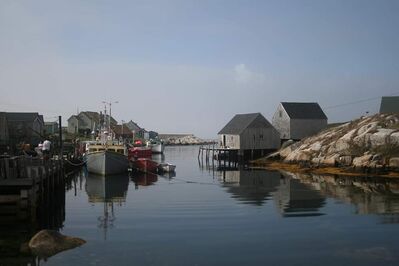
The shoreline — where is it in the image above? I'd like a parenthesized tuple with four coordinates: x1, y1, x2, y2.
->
(250, 160, 399, 178)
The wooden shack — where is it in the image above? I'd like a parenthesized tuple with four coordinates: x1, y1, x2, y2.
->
(272, 102, 327, 142)
(218, 113, 280, 159)
(6, 112, 44, 147)
(0, 112, 9, 148)
(380, 96, 399, 114)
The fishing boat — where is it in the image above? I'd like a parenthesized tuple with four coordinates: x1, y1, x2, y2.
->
(86, 142, 129, 175)
(128, 146, 152, 160)
(85, 103, 129, 175)
(130, 158, 159, 174)
(146, 139, 165, 154)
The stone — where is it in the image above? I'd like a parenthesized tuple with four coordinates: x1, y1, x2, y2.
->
(320, 154, 338, 166)
(29, 230, 86, 258)
(389, 157, 399, 168)
(339, 156, 353, 166)
(352, 155, 373, 168)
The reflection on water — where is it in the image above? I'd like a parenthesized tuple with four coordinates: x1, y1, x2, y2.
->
(218, 170, 326, 217)
(85, 173, 129, 240)
(131, 172, 158, 188)
(217, 168, 399, 221)
(3, 146, 399, 265)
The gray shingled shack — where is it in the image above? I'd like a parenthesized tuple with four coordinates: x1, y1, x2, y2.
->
(272, 102, 328, 141)
(380, 96, 399, 114)
(218, 113, 280, 158)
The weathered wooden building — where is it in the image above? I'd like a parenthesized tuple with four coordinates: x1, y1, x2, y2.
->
(67, 111, 117, 134)
(6, 112, 44, 147)
(218, 113, 280, 158)
(380, 96, 399, 114)
(272, 102, 327, 141)
(0, 112, 9, 147)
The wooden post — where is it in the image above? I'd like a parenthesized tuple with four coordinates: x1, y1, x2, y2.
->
(59, 116, 63, 160)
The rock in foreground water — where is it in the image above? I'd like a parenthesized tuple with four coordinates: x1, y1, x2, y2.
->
(29, 230, 86, 258)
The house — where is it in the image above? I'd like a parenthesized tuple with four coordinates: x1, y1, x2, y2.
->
(272, 102, 327, 141)
(67, 111, 117, 134)
(379, 96, 399, 114)
(6, 112, 44, 146)
(124, 120, 146, 138)
(112, 124, 134, 140)
(218, 113, 280, 159)
(0, 112, 9, 148)
(44, 121, 59, 135)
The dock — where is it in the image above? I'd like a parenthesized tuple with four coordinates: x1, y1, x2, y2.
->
(0, 155, 66, 231)
(198, 145, 240, 169)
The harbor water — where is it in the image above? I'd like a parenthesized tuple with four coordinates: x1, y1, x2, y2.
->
(4, 145, 399, 265)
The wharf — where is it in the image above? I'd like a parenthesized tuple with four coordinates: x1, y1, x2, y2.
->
(0, 156, 65, 231)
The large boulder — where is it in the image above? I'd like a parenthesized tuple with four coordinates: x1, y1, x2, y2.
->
(389, 157, 399, 168)
(29, 230, 86, 258)
(352, 155, 373, 168)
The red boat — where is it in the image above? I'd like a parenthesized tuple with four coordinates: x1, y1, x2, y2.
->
(130, 158, 159, 174)
(128, 146, 152, 160)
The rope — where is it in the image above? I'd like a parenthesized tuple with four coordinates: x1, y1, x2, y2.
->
(65, 159, 86, 167)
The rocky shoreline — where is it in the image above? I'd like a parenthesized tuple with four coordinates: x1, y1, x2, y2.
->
(254, 113, 399, 177)
(162, 134, 216, 146)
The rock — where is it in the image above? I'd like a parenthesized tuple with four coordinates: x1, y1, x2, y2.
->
(353, 155, 373, 168)
(390, 132, 399, 145)
(389, 157, 399, 168)
(321, 154, 339, 166)
(29, 230, 86, 258)
(281, 139, 294, 149)
(339, 156, 353, 166)
(369, 129, 396, 147)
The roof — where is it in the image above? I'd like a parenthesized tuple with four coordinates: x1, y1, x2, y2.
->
(380, 96, 399, 113)
(280, 102, 327, 119)
(5, 112, 43, 123)
(67, 115, 83, 122)
(218, 113, 273, 135)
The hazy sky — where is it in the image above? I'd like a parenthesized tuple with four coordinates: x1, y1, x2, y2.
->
(1, 0, 399, 138)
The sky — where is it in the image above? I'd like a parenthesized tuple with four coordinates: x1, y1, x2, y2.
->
(1, 0, 399, 138)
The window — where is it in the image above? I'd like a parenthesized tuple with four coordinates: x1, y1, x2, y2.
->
(279, 110, 282, 117)
(260, 134, 263, 140)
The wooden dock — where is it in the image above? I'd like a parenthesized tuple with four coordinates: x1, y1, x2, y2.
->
(198, 145, 240, 169)
(0, 155, 65, 230)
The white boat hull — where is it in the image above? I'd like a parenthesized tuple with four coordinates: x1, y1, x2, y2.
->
(86, 150, 129, 175)
(150, 143, 165, 154)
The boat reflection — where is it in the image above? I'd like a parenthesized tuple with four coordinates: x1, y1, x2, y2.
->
(85, 173, 129, 239)
(131, 172, 158, 189)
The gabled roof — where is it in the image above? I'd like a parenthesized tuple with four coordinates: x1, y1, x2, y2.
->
(218, 113, 273, 135)
(280, 102, 327, 120)
(6, 112, 43, 123)
(380, 96, 399, 113)
(67, 115, 83, 122)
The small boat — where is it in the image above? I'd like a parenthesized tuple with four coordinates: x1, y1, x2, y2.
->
(158, 163, 176, 173)
(146, 139, 165, 154)
(130, 158, 159, 174)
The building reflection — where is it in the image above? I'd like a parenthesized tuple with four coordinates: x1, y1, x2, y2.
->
(219, 170, 281, 206)
(293, 173, 399, 223)
(274, 174, 325, 217)
(219, 170, 326, 217)
(85, 173, 129, 239)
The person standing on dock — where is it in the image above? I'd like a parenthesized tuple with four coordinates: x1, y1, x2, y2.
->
(42, 139, 51, 159)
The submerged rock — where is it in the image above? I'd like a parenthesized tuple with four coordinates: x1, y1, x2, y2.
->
(28, 230, 86, 258)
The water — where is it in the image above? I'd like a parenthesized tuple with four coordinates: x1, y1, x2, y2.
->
(3, 146, 399, 265)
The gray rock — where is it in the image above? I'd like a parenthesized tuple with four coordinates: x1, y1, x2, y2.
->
(29, 230, 86, 258)
(353, 155, 373, 168)
(389, 157, 399, 168)
(339, 156, 353, 166)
